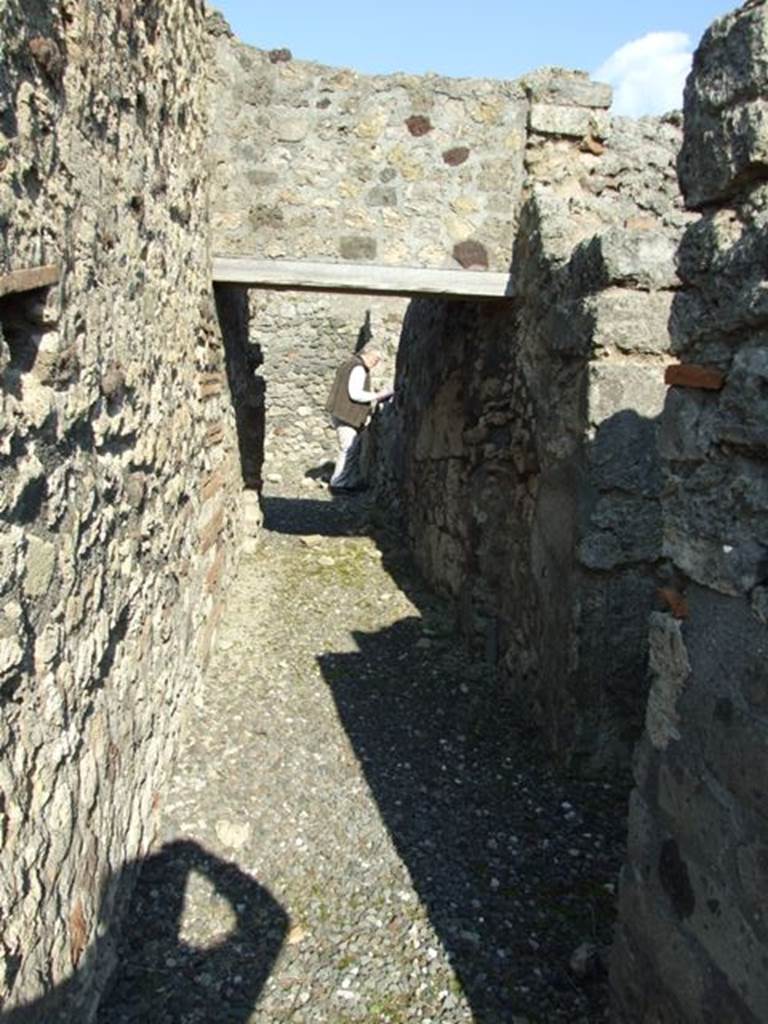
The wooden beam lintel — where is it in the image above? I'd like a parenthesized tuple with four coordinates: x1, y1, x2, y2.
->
(212, 257, 514, 301)
(0, 264, 61, 300)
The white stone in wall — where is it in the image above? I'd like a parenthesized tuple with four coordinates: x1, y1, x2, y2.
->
(529, 103, 610, 139)
(588, 363, 668, 427)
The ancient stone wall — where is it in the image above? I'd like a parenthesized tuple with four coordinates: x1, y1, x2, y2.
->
(0, 2, 247, 1018)
(208, 24, 526, 270)
(612, 5, 768, 1020)
(208, 21, 614, 273)
(376, 102, 689, 773)
(518, 112, 692, 771)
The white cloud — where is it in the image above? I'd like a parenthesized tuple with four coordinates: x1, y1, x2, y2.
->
(594, 31, 693, 117)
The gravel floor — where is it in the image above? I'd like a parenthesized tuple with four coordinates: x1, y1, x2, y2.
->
(98, 478, 629, 1024)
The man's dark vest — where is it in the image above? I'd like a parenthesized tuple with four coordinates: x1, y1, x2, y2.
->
(325, 355, 371, 428)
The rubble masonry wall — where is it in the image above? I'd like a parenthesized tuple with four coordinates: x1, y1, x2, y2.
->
(375, 107, 688, 775)
(611, 5, 768, 1021)
(0, 2, 247, 1017)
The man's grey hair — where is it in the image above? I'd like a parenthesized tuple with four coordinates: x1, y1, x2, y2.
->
(359, 348, 381, 367)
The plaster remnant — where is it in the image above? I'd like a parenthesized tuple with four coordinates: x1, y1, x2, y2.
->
(645, 613, 691, 750)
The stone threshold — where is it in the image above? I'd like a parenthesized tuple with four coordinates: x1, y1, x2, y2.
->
(212, 256, 514, 300)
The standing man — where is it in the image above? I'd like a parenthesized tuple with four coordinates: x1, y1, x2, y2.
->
(325, 348, 392, 493)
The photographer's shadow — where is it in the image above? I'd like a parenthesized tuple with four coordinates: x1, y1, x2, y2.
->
(2, 840, 287, 1024)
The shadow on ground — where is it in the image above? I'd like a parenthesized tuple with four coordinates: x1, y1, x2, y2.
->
(263, 494, 366, 537)
(95, 840, 287, 1024)
(318, 618, 624, 1023)
(2, 841, 286, 1024)
(265, 489, 627, 1023)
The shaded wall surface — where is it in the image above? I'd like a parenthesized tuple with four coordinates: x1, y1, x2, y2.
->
(377, 109, 688, 775)
(612, 5, 768, 1021)
(208, 14, 612, 271)
(0, 1, 246, 1018)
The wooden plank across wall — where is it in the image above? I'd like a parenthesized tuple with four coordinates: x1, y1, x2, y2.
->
(212, 256, 514, 300)
(0, 264, 61, 299)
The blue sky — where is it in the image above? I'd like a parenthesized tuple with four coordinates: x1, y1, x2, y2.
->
(212, 0, 734, 114)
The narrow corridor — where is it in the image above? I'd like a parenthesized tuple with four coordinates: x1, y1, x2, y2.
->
(98, 483, 627, 1024)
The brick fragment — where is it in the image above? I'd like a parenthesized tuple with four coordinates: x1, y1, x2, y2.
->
(29, 36, 64, 78)
(625, 216, 658, 231)
(206, 422, 226, 447)
(665, 363, 726, 391)
(580, 133, 605, 156)
(70, 900, 87, 967)
(658, 587, 689, 620)
(199, 506, 225, 554)
(206, 547, 226, 592)
(201, 468, 225, 503)
(117, 0, 133, 29)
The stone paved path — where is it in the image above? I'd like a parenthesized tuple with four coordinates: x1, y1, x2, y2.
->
(99, 482, 627, 1024)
